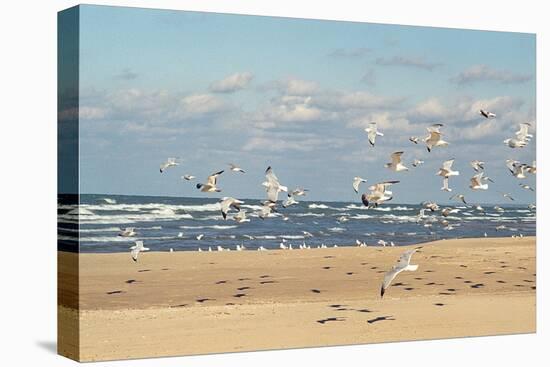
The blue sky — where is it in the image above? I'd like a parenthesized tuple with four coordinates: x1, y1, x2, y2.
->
(75, 5, 536, 204)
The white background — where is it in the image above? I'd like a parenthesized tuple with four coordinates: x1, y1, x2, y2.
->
(0, 0, 546, 365)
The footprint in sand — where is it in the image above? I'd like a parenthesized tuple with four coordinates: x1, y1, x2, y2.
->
(439, 292, 453, 295)
(367, 316, 395, 324)
(484, 271, 496, 275)
(233, 293, 247, 298)
(125, 279, 138, 284)
(531, 286, 536, 290)
(238, 278, 251, 281)
(237, 286, 251, 291)
(311, 289, 322, 293)
(523, 279, 534, 283)
(470, 283, 484, 289)
(361, 262, 368, 266)
(459, 265, 468, 268)
(215, 280, 228, 284)
(329, 304, 346, 308)
(404, 287, 414, 291)
(324, 256, 335, 259)
(196, 298, 214, 303)
(170, 304, 188, 308)
(357, 308, 373, 313)
(161, 268, 169, 271)
(446, 288, 457, 292)
(424, 270, 434, 273)
(392, 282, 406, 287)
(464, 280, 473, 284)
(322, 266, 332, 270)
(260, 280, 277, 284)
(414, 277, 424, 280)
(455, 276, 463, 279)
(496, 280, 506, 283)
(370, 266, 378, 270)
(106, 290, 124, 295)
(317, 317, 345, 324)
(346, 272, 354, 276)
(137, 269, 151, 273)
(500, 265, 509, 268)
(226, 303, 235, 306)
(259, 275, 271, 279)
(434, 303, 445, 307)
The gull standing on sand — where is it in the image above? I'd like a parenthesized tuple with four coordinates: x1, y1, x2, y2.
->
(220, 197, 243, 220)
(380, 248, 419, 298)
(353, 177, 368, 193)
(196, 170, 224, 192)
(424, 124, 449, 152)
(385, 151, 409, 172)
(469, 172, 489, 190)
(365, 122, 384, 147)
(361, 181, 400, 208)
(119, 227, 137, 237)
(263, 166, 288, 203)
(437, 159, 459, 192)
(160, 157, 179, 173)
(130, 240, 149, 262)
(228, 163, 245, 173)
(479, 109, 496, 119)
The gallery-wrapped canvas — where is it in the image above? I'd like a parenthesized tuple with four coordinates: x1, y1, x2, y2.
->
(58, 4, 536, 362)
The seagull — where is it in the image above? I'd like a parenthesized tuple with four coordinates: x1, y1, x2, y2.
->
(356, 239, 367, 247)
(234, 210, 250, 223)
(378, 240, 388, 247)
(506, 160, 528, 179)
(220, 197, 243, 220)
(196, 234, 204, 241)
(262, 166, 288, 203)
(258, 201, 276, 219)
(380, 248, 419, 298)
(516, 122, 533, 142)
(182, 174, 196, 181)
(473, 204, 485, 213)
(290, 188, 309, 197)
(501, 192, 515, 201)
(279, 242, 288, 250)
(365, 122, 384, 147)
(423, 201, 439, 212)
(337, 215, 350, 223)
(424, 124, 449, 152)
(441, 207, 459, 217)
(493, 206, 505, 213)
(228, 163, 245, 173)
(450, 194, 467, 205)
(160, 157, 179, 173)
(102, 198, 117, 204)
(437, 159, 459, 192)
(409, 136, 419, 144)
(519, 184, 535, 192)
(385, 151, 409, 172)
(470, 160, 485, 172)
(119, 227, 137, 237)
(361, 181, 400, 208)
(503, 137, 528, 148)
(469, 172, 489, 190)
(412, 159, 424, 168)
(196, 170, 224, 192)
(258, 246, 267, 251)
(283, 194, 299, 208)
(479, 109, 496, 119)
(528, 203, 536, 211)
(353, 177, 368, 193)
(130, 240, 149, 262)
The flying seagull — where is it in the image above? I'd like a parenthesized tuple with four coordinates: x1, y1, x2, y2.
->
(352, 177, 368, 193)
(504, 123, 532, 148)
(412, 159, 424, 168)
(450, 194, 467, 205)
(385, 151, 409, 172)
(118, 227, 137, 237)
(182, 174, 196, 181)
(196, 170, 224, 192)
(424, 124, 449, 152)
(380, 248, 419, 298)
(501, 192, 515, 201)
(519, 184, 535, 192)
(228, 163, 245, 173)
(262, 166, 288, 203)
(290, 188, 309, 197)
(130, 240, 150, 262)
(220, 197, 243, 220)
(283, 194, 299, 208)
(506, 160, 528, 179)
(234, 210, 250, 223)
(362, 181, 400, 208)
(479, 109, 496, 119)
(437, 159, 459, 192)
(470, 160, 485, 172)
(469, 172, 489, 190)
(365, 122, 384, 147)
(409, 136, 419, 144)
(160, 157, 179, 173)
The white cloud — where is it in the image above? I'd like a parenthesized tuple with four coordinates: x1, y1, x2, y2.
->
(376, 56, 442, 71)
(209, 72, 254, 93)
(452, 64, 532, 85)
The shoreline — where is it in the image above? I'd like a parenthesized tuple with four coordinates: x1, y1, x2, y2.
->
(59, 236, 536, 361)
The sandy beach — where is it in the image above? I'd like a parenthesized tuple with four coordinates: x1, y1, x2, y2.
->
(58, 236, 536, 361)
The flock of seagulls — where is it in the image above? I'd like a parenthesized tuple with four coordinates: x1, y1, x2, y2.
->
(125, 108, 534, 299)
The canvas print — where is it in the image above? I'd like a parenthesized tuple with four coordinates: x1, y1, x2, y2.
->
(57, 5, 536, 362)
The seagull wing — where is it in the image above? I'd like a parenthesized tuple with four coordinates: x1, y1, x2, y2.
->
(207, 170, 224, 186)
(391, 151, 404, 165)
(442, 159, 455, 171)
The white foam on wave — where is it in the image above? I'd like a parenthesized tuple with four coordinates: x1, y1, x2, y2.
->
(179, 225, 237, 230)
(74, 212, 194, 225)
(294, 213, 325, 217)
(328, 227, 346, 232)
(279, 235, 306, 239)
(79, 202, 221, 213)
(308, 203, 329, 209)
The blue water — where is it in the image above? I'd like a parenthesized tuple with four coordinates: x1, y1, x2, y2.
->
(57, 194, 536, 253)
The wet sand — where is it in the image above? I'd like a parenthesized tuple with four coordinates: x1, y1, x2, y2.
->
(58, 236, 536, 361)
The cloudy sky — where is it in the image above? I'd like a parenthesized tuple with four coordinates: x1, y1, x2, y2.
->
(76, 5, 536, 204)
